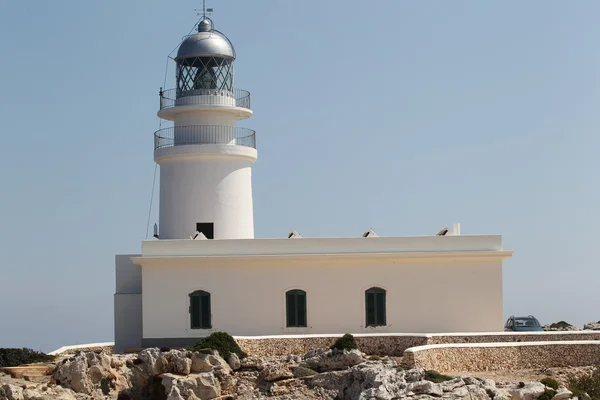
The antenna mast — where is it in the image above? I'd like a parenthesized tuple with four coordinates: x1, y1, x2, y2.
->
(195, 1, 213, 19)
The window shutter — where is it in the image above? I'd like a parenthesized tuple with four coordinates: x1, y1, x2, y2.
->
(376, 291, 386, 326)
(190, 294, 200, 329)
(286, 292, 296, 327)
(366, 292, 375, 326)
(297, 292, 307, 327)
(201, 293, 211, 329)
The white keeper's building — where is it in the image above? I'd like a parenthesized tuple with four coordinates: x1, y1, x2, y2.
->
(114, 15, 513, 353)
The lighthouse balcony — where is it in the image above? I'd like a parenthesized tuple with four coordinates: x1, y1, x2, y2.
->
(158, 88, 252, 121)
(154, 125, 256, 150)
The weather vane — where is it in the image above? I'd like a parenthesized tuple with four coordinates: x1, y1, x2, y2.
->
(194, 0, 214, 19)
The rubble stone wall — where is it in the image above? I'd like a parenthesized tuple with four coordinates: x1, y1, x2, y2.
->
(403, 341, 600, 372)
(235, 331, 600, 357)
(236, 335, 429, 357)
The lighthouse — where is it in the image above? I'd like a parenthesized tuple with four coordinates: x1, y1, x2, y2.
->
(155, 16, 256, 240)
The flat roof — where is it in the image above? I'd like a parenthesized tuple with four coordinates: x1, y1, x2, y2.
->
(136, 234, 512, 262)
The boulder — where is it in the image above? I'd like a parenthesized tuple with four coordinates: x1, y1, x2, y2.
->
(228, 353, 241, 371)
(552, 387, 573, 400)
(190, 352, 230, 374)
(584, 321, 600, 331)
(304, 348, 365, 372)
(52, 353, 93, 394)
(508, 382, 546, 400)
(2, 384, 24, 400)
(259, 362, 293, 382)
(408, 381, 443, 397)
(309, 362, 407, 400)
(22, 388, 43, 400)
(161, 373, 221, 400)
(441, 378, 465, 392)
(190, 352, 213, 373)
(166, 386, 185, 400)
(405, 368, 425, 383)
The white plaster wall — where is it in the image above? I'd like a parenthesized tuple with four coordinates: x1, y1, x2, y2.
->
(174, 109, 237, 127)
(157, 152, 255, 240)
(141, 258, 504, 339)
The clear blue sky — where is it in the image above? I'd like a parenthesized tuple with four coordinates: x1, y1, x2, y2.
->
(1, 1, 598, 352)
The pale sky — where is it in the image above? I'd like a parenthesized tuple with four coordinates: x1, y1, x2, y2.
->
(1, 1, 599, 352)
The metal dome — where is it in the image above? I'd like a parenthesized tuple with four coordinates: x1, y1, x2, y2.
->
(175, 18, 236, 61)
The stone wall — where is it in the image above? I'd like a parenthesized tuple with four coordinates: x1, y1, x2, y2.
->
(49, 343, 115, 356)
(236, 334, 429, 357)
(428, 331, 600, 345)
(235, 331, 600, 357)
(403, 341, 600, 372)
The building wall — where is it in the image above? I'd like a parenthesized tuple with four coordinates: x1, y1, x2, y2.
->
(141, 256, 503, 341)
(114, 255, 142, 353)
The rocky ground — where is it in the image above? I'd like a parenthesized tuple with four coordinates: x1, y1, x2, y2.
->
(0, 347, 595, 400)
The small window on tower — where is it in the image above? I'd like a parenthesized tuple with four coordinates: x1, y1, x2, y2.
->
(196, 223, 214, 239)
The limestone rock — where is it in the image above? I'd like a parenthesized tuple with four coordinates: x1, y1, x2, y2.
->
(190, 352, 213, 373)
(408, 380, 443, 397)
(304, 348, 365, 372)
(52, 353, 93, 394)
(508, 382, 546, 400)
(405, 368, 425, 382)
(552, 387, 573, 400)
(228, 353, 241, 371)
(441, 378, 465, 392)
(584, 321, 600, 330)
(259, 362, 293, 382)
(166, 386, 185, 400)
(309, 362, 407, 399)
(2, 384, 24, 400)
(161, 373, 221, 400)
(22, 388, 43, 400)
(190, 352, 230, 374)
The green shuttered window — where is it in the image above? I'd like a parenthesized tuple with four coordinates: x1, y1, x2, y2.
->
(365, 287, 386, 327)
(286, 289, 307, 328)
(189, 290, 211, 329)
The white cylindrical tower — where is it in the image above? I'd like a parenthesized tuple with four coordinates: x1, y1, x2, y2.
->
(155, 17, 256, 240)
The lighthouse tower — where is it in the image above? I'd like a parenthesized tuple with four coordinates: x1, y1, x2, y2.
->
(155, 16, 256, 240)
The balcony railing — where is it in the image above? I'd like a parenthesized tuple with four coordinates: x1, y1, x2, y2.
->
(159, 88, 251, 110)
(154, 126, 256, 150)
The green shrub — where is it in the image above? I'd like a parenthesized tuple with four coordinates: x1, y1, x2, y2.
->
(332, 334, 358, 351)
(0, 387, 6, 397)
(424, 370, 454, 383)
(538, 388, 557, 400)
(540, 377, 560, 390)
(188, 332, 247, 360)
(568, 367, 600, 400)
(293, 366, 318, 378)
(548, 321, 574, 329)
(0, 348, 54, 368)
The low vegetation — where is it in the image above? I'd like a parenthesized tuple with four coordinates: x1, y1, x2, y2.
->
(293, 366, 318, 378)
(424, 370, 454, 383)
(538, 388, 557, 400)
(540, 377, 560, 390)
(187, 332, 247, 360)
(332, 334, 358, 351)
(567, 367, 600, 400)
(0, 348, 54, 368)
(547, 321, 574, 329)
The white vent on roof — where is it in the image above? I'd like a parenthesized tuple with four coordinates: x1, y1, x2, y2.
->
(453, 223, 461, 235)
(436, 227, 449, 236)
(362, 228, 379, 238)
(191, 231, 208, 240)
(288, 229, 302, 238)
